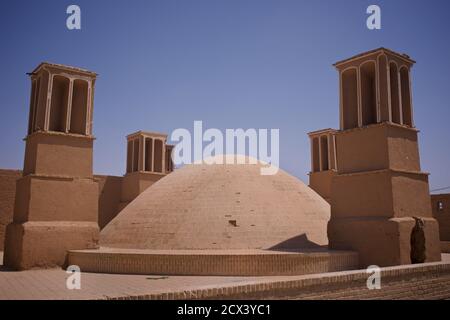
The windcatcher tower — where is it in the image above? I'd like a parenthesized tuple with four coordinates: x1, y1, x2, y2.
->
(119, 131, 174, 209)
(328, 48, 441, 267)
(308, 128, 338, 203)
(4, 63, 99, 270)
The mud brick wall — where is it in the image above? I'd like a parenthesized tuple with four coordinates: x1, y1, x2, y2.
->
(0, 170, 22, 250)
(0, 169, 124, 250)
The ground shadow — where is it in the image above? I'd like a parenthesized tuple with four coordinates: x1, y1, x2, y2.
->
(0, 252, 14, 272)
(268, 234, 327, 252)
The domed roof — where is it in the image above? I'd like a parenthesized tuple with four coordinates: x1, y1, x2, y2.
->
(100, 156, 330, 250)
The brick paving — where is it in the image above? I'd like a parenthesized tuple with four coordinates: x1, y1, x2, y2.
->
(1, 252, 450, 300)
(0, 251, 257, 300)
(256, 269, 450, 300)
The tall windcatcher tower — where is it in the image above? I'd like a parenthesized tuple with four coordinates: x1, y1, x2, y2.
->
(327, 48, 441, 267)
(3, 63, 100, 270)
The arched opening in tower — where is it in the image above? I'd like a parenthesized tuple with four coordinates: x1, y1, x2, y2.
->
(360, 61, 377, 126)
(28, 79, 38, 134)
(133, 139, 139, 172)
(320, 135, 329, 171)
(70, 79, 88, 135)
(34, 71, 49, 132)
(342, 68, 359, 130)
(400, 67, 413, 127)
(312, 137, 320, 172)
(145, 137, 154, 172)
(389, 62, 401, 124)
(49, 75, 70, 132)
(126, 140, 133, 173)
(154, 139, 163, 173)
(377, 55, 390, 122)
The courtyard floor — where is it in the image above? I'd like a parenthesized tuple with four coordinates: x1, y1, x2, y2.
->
(1, 252, 450, 300)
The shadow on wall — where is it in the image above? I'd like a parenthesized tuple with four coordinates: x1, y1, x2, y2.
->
(96, 175, 123, 229)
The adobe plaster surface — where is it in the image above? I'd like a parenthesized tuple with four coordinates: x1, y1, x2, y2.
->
(101, 157, 330, 250)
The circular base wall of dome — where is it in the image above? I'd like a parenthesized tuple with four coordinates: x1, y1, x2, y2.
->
(68, 248, 359, 276)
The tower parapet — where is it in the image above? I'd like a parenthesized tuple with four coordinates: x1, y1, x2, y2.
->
(334, 47, 414, 130)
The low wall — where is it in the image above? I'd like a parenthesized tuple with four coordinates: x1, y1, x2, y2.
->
(68, 248, 359, 276)
(95, 175, 123, 229)
(0, 170, 22, 251)
(100, 259, 450, 300)
(431, 194, 450, 241)
(0, 169, 124, 250)
(442, 241, 450, 253)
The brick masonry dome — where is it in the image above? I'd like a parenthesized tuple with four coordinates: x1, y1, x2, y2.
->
(100, 156, 330, 250)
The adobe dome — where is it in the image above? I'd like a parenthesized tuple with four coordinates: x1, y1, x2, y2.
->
(100, 156, 330, 250)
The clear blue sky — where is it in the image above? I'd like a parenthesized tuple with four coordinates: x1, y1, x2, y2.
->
(1, 0, 449, 192)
